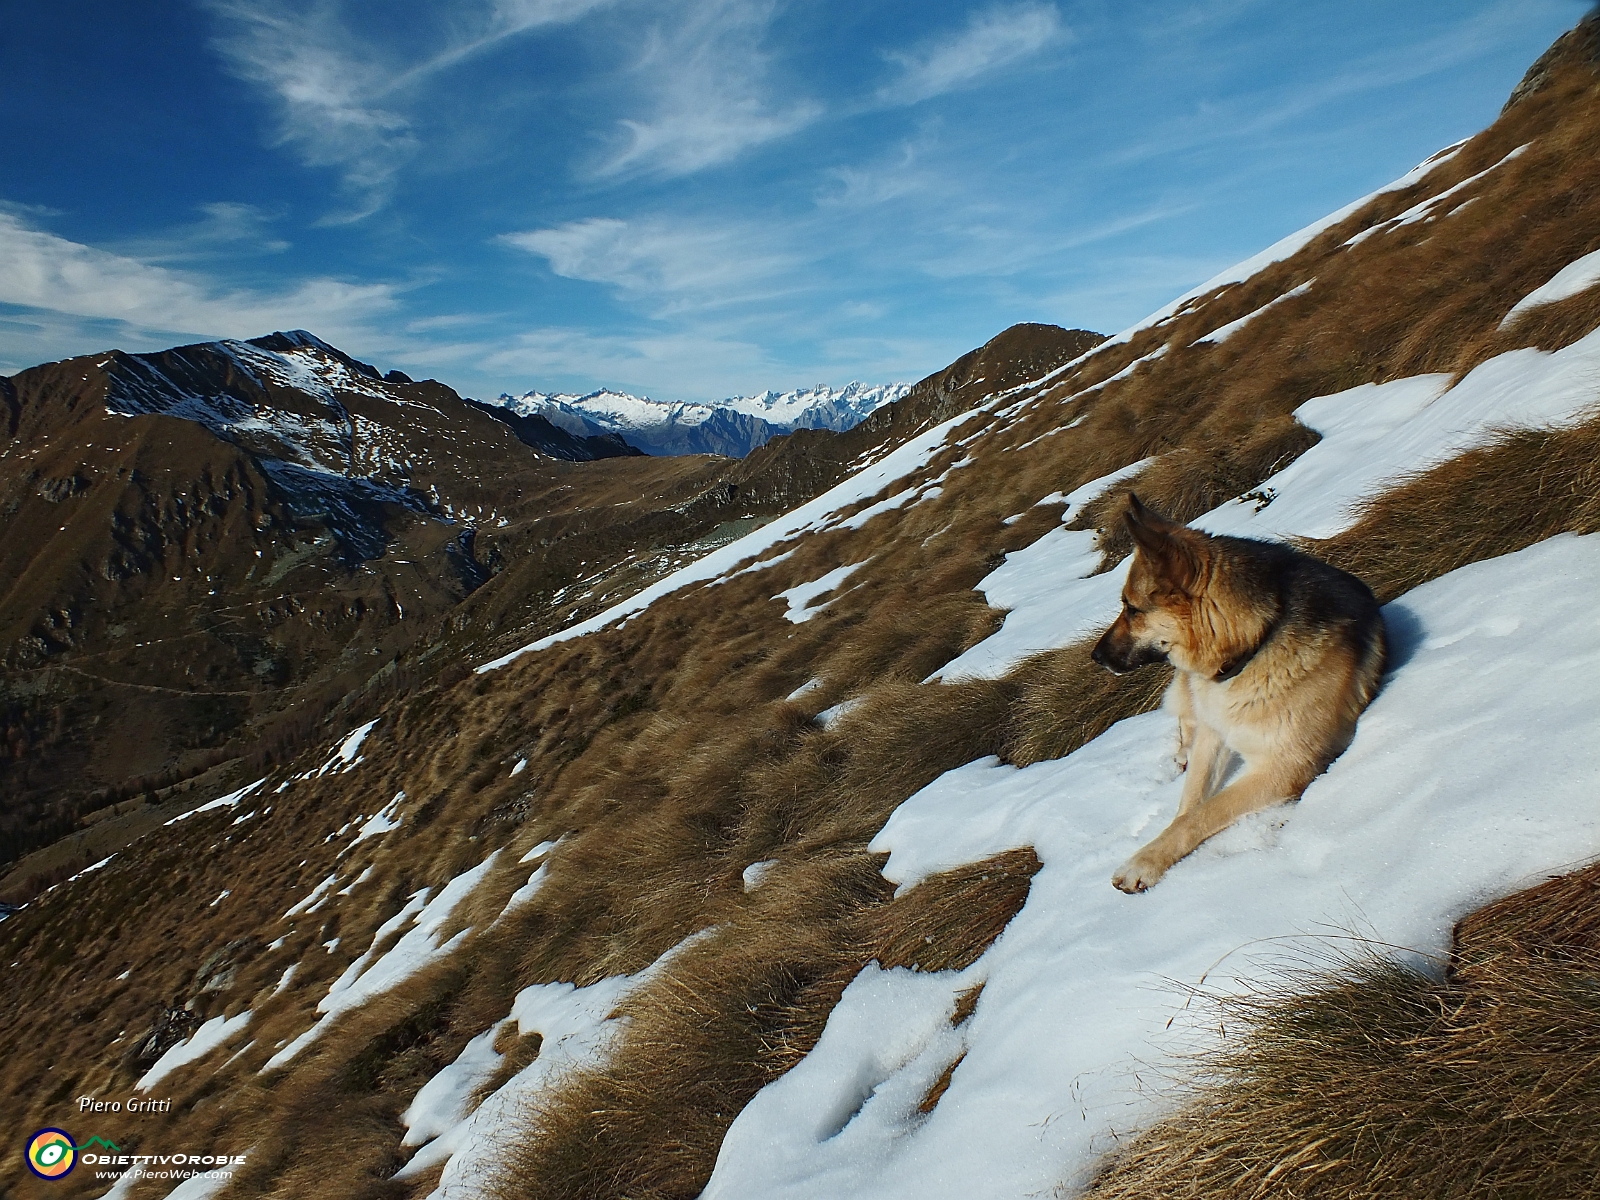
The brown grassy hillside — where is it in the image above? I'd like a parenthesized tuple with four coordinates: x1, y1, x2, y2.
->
(1, 328, 1094, 888)
(4, 17, 1600, 1200)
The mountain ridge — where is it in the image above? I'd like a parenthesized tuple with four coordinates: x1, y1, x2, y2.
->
(494, 379, 914, 457)
(0, 323, 1090, 877)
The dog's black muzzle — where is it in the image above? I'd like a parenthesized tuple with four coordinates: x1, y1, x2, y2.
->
(1091, 629, 1167, 675)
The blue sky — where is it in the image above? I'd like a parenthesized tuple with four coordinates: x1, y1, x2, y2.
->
(0, 1, 1587, 401)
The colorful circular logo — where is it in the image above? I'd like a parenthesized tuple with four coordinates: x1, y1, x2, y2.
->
(26, 1129, 77, 1180)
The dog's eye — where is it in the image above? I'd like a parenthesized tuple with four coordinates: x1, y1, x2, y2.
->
(1123, 602, 1140, 617)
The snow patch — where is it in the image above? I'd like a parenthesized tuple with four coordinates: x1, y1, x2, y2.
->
(136, 1011, 252, 1091)
(316, 720, 378, 776)
(775, 561, 870, 623)
(815, 699, 864, 729)
(1502, 244, 1600, 327)
(165, 779, 266, 826)
(742, 860, 778, 892)
(1195, 280, 1313, 344)
(398, 930, 716, 1195)
(934, 458, 1154, 681)
(263, 854, 499, 1071)
(347, 792, 404, 850)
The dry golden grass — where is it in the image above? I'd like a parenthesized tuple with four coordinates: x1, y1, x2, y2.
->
(1077, 415, 1322, 568)
(1451, 281, 1600, 381)
(1080, 861, 1600, 1200)
(1006, 642, 1174, 768)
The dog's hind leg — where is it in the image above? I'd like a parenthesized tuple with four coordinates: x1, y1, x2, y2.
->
(1113, 759, 1314, 894)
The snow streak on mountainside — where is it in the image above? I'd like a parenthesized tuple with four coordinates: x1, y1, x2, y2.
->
(494, 381, 913, 457)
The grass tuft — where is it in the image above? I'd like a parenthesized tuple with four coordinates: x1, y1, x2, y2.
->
(486, 848, 1039, 1200)
(1309, 410, 1600, 603)
(1081, 860, 1600, 1200)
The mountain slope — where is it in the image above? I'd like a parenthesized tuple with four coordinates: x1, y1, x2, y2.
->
(5, 18, 1600, 1200)
(0, 333, 729, 871)
(0, 326, 1065, 885)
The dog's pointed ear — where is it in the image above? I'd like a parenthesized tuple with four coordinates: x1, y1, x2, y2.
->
(1123, 493, 1180, 554)
(1125, 492, 1181, 531)
(1124, 493, 1202, 591)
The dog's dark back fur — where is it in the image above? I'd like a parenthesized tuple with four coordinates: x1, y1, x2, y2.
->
(1216, 533, 1386, 682)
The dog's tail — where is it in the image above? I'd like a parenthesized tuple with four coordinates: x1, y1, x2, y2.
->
(1354, 609, 1388, 708)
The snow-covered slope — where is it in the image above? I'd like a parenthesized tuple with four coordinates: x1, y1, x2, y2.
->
(701, 534, 1600, 1199)
(450, 133, 1600, 1198)
(495, 381, 912, 457)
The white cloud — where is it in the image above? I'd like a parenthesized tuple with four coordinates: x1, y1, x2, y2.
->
(817, 134, 940, 208)
(203, 0, 614, 222)
(592, 0, 821, 178)
(0, 209, 399, 348)
(112, 202, 291, 263)
(205, 2, 417, 224)
(470, 325, 780, 399)
(880, 2, 1067, 106)
(501, 216, 802, 308)
(388, 0, 618, 88)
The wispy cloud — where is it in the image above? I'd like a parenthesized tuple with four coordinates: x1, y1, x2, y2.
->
(0, 209, 398, 346)
(203, 0, 614, 222)
(1102, 0, 1571, 170)
(817, 136, 938, 208)
(204, 2, 417, 224)
(111, 203, 291, 263)
(592, 0, 821, 178)
(387, 0, 618, 89)
(500, 215, 803, 309)
(469, 324, 780, 397)
(879, 2, 1067, 106)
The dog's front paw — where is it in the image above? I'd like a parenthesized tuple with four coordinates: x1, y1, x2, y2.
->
(1112, 849, 1171, 894)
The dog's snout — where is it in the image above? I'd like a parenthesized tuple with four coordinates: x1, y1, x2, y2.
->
(1091, 629, 1121, 673)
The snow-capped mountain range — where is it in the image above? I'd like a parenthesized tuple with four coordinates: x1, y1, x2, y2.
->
(492, 381, 913, 458)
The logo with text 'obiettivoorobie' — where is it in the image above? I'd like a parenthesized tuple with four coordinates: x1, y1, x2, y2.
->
(26, 1128, 77, 1180)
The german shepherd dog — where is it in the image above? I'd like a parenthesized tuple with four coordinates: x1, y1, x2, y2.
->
(1091, 495, 1385, 892)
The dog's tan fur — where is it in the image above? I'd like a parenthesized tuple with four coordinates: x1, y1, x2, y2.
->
(1091, 494, 1386, 892)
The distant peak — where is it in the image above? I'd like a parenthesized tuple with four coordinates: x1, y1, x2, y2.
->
(242, 330, 384, 381)
(247, 330, 339, 355)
